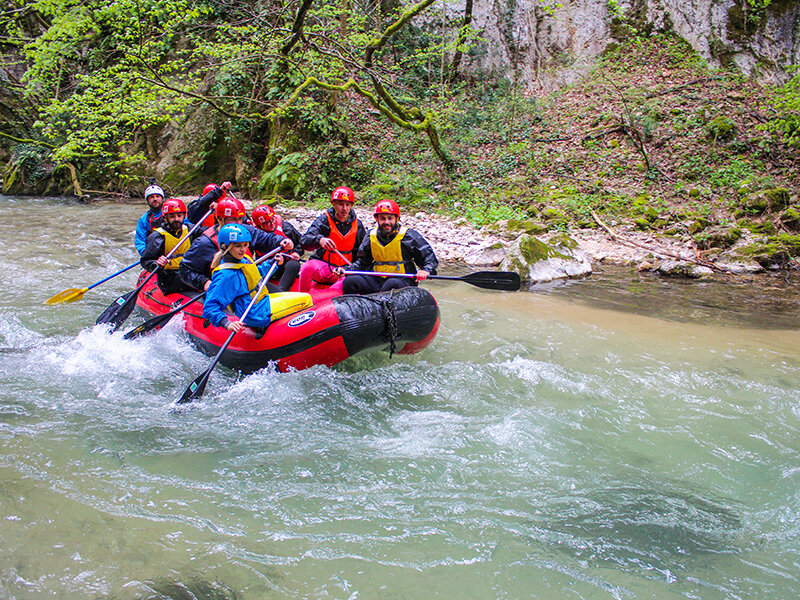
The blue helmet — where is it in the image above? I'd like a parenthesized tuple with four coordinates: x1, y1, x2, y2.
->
(218, 223, 252, 246)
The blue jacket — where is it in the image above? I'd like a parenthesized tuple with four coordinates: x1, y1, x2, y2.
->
(202, 258, 276, 328)
(135, 209, 163, 255)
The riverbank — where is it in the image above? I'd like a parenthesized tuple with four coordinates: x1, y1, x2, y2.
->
(266, 203, 799, 284)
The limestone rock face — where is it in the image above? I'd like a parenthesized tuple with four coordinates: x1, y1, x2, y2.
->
(465, 0, 800, 92)
(500, 234, 592, 283)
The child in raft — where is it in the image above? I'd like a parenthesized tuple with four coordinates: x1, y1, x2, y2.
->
(202, 223, 283, 333)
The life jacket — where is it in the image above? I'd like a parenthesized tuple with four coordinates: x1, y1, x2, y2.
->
(146, 210, 163, 233)
(214, 256, 271, 306)
(154, 225, 191, 270)
(370, 226, 410, 274)
(323, 212, 358, 266)
(203, 225, 253, 257)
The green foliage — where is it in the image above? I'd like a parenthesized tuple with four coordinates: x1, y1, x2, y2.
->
(707, 157, 760, 189)
(5, 0, 465, 191)
(456, 199, 520, 226)
(9, 144, 53, 183)
(258, 152, 311, 198)
(765, 68, 800, 148)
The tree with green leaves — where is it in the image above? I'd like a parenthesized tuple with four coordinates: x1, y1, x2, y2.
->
(1, 0, 475, 196)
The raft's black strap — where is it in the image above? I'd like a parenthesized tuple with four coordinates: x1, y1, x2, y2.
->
(356, 292, 399, 357)
(383, 298, 398, 358)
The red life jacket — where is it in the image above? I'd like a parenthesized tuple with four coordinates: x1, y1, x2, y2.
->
(323, 212, 358, 266)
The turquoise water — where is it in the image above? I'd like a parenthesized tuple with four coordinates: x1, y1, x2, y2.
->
(1, 196, 799, 599)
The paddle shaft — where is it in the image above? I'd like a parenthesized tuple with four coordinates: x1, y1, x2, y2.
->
(177, 260, 280, 404)
(342, 269, 521, 291)
(333, 248, 352, 265)
(344, 270, 449, 282)
(86, 261, 140, 290)
(45, 261, 140, 304)
(122, 292, 206, 340)
(96, 208, 213, 328)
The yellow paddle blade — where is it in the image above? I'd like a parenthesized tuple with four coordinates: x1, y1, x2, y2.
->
(44, 287, 88, 305)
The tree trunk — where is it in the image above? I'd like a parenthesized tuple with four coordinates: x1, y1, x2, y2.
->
(449, 0, 473, 81)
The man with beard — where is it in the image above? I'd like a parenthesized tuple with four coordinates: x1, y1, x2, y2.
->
(340, 199, 438, 294)
(134, 184, 166, 255)
(140, 199, 199, 294)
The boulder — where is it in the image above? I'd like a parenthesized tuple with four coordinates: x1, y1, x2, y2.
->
(500, 234, 592, 283)
(656, 260, 714, 278)
(463, 242, 507, 267)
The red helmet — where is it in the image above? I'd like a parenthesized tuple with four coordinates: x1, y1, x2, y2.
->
(331, 186, 355, 203)
(202, 183, 227, 202)
(252, 205, 276, 230)
(162, 198, 187, 215)
(231, 197, 246, 215)
(215, 198, 245, 219)
(373, 199, 400, 218)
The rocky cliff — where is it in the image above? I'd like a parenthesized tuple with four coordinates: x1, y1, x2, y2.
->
(467, 0, 800, 91)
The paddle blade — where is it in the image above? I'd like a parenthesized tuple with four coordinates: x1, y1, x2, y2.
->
(177, 370, 211, 404)
(45, 287, 87, 305)
(461, 271, 521, 291)
(123, 311, 174, 340)
(95, 290, 138, 329)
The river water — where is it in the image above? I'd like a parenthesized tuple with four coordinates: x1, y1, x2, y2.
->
(1, 195, 799, 599)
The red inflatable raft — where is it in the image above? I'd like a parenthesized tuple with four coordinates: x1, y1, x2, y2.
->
(134, 275, 440, 373)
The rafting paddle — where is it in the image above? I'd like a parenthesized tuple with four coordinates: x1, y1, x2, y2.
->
(342, 270, 521, 291)
(122, 292, 206, 340)
(95, 208, 213, 331)
(333, 248, 352, 265)
(122, 247, 284, 340)
(45, 261, 139, 305)
(176, 260, 280, 404)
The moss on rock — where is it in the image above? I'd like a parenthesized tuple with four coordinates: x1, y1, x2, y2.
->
(548, 233, 579, 250)
(507, 218, 548, 235)
(738, 188, 791, 215)
(737, 234, 800, 266)
(706, 116, 736, 141)
(779, 206, 800, 231)
(541, 207, 569, 225)
(738, 217, 776, 235)
(688, 218, 712, 234)
(519, 236, 569, 263)
(693, 227, 741, 250)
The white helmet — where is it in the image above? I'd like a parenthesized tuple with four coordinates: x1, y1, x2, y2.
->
(144, 184, 164, 201)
